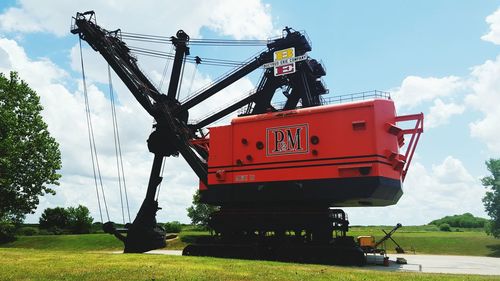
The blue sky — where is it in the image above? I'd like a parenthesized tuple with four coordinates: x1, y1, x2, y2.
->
(1, 0, 499, 225)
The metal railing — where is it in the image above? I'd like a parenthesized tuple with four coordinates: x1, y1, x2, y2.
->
(321, 90, 391, 105)
(199, 90, 391, 125)
(269, 90, 390, 110)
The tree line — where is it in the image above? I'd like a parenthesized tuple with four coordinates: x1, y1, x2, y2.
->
(429, 213, 489, 231)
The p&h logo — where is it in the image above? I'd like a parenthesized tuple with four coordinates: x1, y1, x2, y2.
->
(266, 124, 309, 156)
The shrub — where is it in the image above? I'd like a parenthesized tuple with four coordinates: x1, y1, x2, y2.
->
(0, 219, 16, 243)
(38, 229, 53, 235)
(164, 221, 182, 233)
(91, 222, 103, 233)
(17, 226, 39, 236)
(47, 226, 64, 235)
(439, 223, 451, 232)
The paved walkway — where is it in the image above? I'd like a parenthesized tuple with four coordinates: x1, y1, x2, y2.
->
(140, 250, 500, 276)
(145, 249, 183, 256)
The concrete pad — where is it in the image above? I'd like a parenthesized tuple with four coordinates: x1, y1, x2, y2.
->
(116, 250, 500, 276)
(112, 250, 183, 256)
(366, 254, 500, 276)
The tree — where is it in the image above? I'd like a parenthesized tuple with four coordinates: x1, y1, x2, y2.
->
(186, 190, 218, 228)
(39, 205, 93, 234)
(39, 207, 69, 234)
(67, 205, 93, 234)
(482, 158, 500, 238)
(0, 72, 61, 225)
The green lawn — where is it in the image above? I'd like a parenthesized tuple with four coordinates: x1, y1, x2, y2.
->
(4, 226, 500, 257)
(0, 248, 495, 281)
(1, 227, 499, 280)
(1, 233, 123, 251)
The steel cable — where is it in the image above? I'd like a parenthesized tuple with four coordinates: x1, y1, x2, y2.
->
(78, 38, 110, 222)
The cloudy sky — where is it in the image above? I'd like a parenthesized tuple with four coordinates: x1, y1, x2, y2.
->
(1, 0, 499, 226)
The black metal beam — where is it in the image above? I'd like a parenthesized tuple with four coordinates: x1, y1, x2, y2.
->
(72, 15, 159, 116)
(167, 30, 190, 100)
(251, 70, 284, 114)
(192, 93, 258, 130)
(283, 88, 300, 110)
(176, 54, 271, 113)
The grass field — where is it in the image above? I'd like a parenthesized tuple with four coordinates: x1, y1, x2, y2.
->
(4, 226, 500, 257)
(0, 248, 496, 281)
(1, 226, 499, 280)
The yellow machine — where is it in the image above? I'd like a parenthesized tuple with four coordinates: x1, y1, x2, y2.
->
(357, 224, 404, 254)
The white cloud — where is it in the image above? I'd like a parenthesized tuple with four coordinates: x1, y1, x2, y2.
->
(0, 38, 68, 87)
(465, 55, 500, 155)
(425, 99, 465, 129)
(346, 156, 487, 225)
(391, 53, 500, 153)
(207, 0, 274, 39)
(482, 7, 500, 45)
(0, 0, 275, 39)
(0, 6, 44, 34)
(391, 75, 462, 109)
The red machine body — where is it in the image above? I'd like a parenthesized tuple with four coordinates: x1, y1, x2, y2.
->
(200, 98, 423, 207)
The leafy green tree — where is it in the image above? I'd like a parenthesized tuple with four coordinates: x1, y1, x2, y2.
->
(67, 205, 93, 234)
(429, 213, 488, 228)
(39, 205, 93, 234)
(482, 158, 500, 237)
(0, 72, 61, 228)
(187, 190, 218, 228)
(39, 207, 69, 234)
(163, 221, 182, 233)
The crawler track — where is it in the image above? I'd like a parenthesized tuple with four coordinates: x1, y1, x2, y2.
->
(183, 208, 366, 266)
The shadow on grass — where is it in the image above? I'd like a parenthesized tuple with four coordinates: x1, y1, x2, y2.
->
(180, 235, 199, 244)
(486, 244, 500, 257)
(180, 234, 211, 244)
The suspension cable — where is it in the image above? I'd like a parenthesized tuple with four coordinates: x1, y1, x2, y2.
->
(108, 65, 126, 224)
(108, 66, 131, 223)
(158, 44, 174, 92)
(186, 56, 201, 96)
(121, 31, 268, 46)
(79, 38, 110, 222)
(128, 46, 247, 67)
(176, 54, 187, 100)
